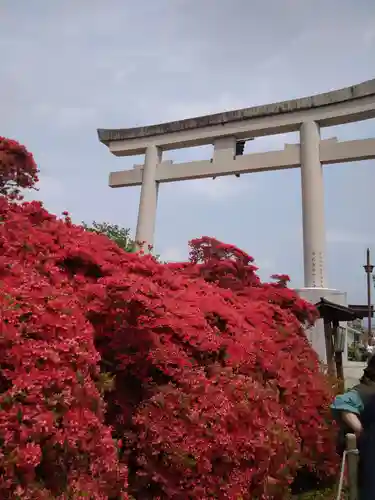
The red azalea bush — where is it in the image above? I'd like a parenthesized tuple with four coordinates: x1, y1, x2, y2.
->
(0, 138, 338, 499)
(0, 137, 39, 199)
(0, 264, 127, 499)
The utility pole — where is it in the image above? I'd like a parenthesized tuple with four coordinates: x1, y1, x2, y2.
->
(363, 248, 374, 346)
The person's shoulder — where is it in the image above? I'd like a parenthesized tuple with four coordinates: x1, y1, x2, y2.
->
(330, 388, 363, 415)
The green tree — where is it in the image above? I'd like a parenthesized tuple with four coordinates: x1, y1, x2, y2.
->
(82, 221, 136, 253)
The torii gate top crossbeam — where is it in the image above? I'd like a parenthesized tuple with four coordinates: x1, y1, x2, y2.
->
(97, 79, 375, 156)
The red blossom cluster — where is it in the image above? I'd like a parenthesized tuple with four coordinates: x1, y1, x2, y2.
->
(0, 198, 128, 499)
(0, 137, 39, 200)
(0, 138, 338, 499)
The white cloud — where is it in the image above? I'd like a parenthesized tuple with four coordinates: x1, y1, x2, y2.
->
(160, 246, 187, 262)
(164, 93, 251, 122)
(362, 19, 375, 47)
(33, 105, 97, 129)
(22, 176, 66, 216)
(182, 175, 254, 200)
(327, 229, 375, 245)
(23, 175, 63, 199)
(56, 107, 97, 128)
(255, 258, 275, 271)
(363, 29, 374, 47)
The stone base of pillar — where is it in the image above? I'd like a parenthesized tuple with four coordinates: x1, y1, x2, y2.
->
(295, 287, 348, 365)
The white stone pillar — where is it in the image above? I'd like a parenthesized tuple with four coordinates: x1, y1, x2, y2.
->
(135, 145, 161, 249)
(213, 137, 236, 164)
(300, 121, 326, 288)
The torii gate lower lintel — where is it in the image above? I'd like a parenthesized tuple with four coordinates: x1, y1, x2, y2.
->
(97, 78, 375, 290)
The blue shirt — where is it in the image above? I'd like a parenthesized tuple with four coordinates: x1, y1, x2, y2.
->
(330, 389, 364, 416)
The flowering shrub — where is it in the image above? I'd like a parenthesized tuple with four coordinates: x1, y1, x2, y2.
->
(0, 200, 128, 499)
(0, 138, 338, 499)
(0, 137, 39, 199)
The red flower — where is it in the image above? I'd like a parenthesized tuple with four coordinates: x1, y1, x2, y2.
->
(0, 137, 39, 200)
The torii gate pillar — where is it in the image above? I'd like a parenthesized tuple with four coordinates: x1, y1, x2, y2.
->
(300, 121, 326, 288)
(135, 145, 162, 247)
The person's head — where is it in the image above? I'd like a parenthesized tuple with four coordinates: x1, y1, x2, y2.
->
(360, 354, 375, 384)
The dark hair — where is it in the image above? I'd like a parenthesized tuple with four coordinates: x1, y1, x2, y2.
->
(360, 354, 375, 384)
(361, 392, 375, 428)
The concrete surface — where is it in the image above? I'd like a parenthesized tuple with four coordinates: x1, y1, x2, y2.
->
(344, 361, 366, 389)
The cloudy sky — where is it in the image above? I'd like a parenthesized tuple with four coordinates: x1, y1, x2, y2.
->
(1, 0, 374, 302)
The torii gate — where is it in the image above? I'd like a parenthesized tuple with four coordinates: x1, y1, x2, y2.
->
(97, 78, 375, 291)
